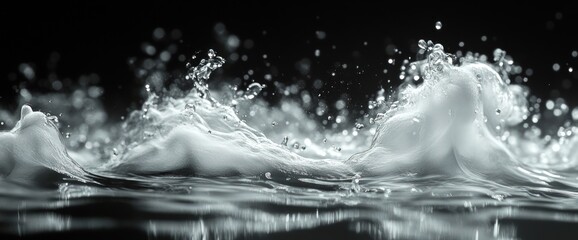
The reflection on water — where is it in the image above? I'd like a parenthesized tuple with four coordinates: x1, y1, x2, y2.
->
(2, 175, 578, 239)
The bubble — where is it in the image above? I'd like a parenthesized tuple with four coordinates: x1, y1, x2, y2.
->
(265, 172, 272, 179)
(481, 35, 488, 42)
(572, 50, 578, 58)
(569, 67, 574, 73)
(496, 109, 501, 115)
(435, 21, 443, 30)
(271, 121, 277, 126)
(314, 49, 320, 57)
(355, 123, 365, 130)
(281, 136, 289, 146)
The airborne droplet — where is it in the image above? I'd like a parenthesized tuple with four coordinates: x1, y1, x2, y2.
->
(418, 39, 427, 50)
(244, 83, 265, 100)
(435, 21, 443, 30)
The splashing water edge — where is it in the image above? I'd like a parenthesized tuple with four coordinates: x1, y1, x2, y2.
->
(2, 40, 578, 240)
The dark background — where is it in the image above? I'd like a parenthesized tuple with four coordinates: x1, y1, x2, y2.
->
(1, 2, 577, 120)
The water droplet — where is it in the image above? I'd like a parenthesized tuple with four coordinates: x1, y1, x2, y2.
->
(208, 49, 216, 58)
(0, 121, 4, 126)
(418, 39, 427, 50)
(435, 21, 443, 30)
(244, 83, 264, 100)
(47, 115, 59, 123)
(315, 31, 326, 40)
(281, 136, 289, 146)
(65, 132, 71, 138)
(265, 172, 272, 179)
(152, 27, 165, 40)
(491, 194, 504, 201)
(496, 109, 502, 115)
(112, 148, 118, 156)
(546, 100, 555, 110)
(553, 63, 560, 72)
(572, 108, 578, 121)
(292, 142, 300, 149)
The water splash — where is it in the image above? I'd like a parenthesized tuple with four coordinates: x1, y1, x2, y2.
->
(185, 49, 225, 99)
(2, 38, 578, 239)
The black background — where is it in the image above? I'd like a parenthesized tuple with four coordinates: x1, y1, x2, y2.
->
(1, 2, 577, 120)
